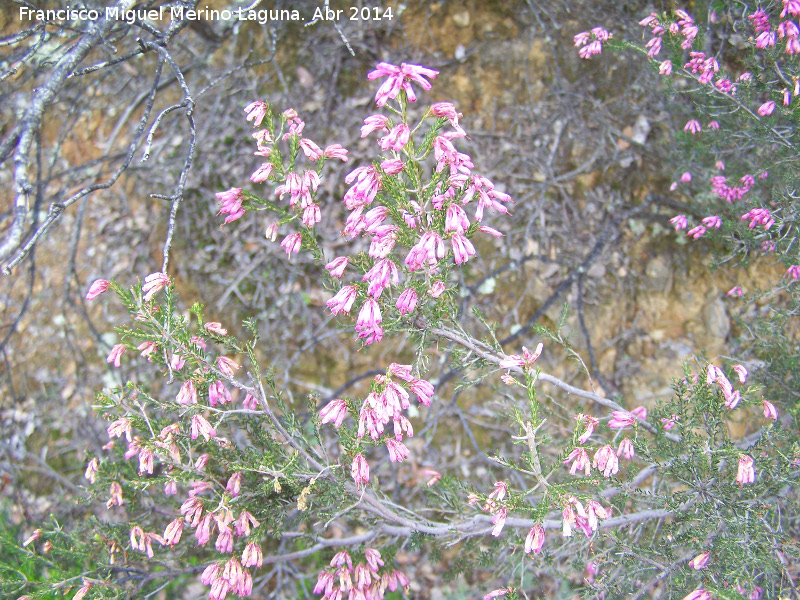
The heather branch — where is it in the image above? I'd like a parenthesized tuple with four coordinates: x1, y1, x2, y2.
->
(428, 325, 681, 442)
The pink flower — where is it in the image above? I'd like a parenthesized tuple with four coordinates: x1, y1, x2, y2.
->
(659, 60, 673, 75)
(142, 272, 170, 301)
(169, 352, 185, 371)
(423, 469, 442, 486)
(488, 481, 508, 502)
(177, 380, 198, 405)
(593, 445, 619, 477)
(107, 481, 124, 508)
(786, 265, 800, 280)
(484, 588, 513, 600)
(242, 541, 263, 568)
(688, 551, 710, 570)
(525, 524, 545, 554)
(680, 171, 692, 182)
(428, 281, 446, 298)
(578, 39, 604, 58)
(205, 322, 227, 336)
(431, 102, 463, 130)
(395, 288, 418, 315)
(250, 162, 273, 183)
(106, 344, 125, 368)
(280, 232, 302, 257)
(499, 342, 544, 371)
(191, 414, 216, 441)
(107, 417, 132, 441)
(702, 215, 722, 229)
(564, 447, 591, 475)
(736, 454, 755, 485)
(208, 381, 231, 406)
(758, 100, 776, 116)
(670, 215, 688, 231)
(244, 101, 267, 127)
(763, 399, 778, 420)
(363, 257, 400, 298)
(361, 114, 390, 137)
(684, 119, 702, 134)
(630, 405, 648, 419)
(86, 279, 110, 300)
(234, 510, 259, 537)
(324, 144, 349, 161)
(451, 232, 476, 264)
(265, 222, 278, 241)
(367, 62, 439, 106)
(365, 548, 384, 572)
(226, 472, 242, 497)
(478, 225, 504, 238)
(351, 453, 370, 487)
(138, 448, 154, 475)
(163, 518, 184, 546)
(574, 31, 591, 46)
(84, 457, 98, 483)
(356, 298, 383, 344)
(576, 413, 599, 444)
(446, 204, 470, 233)
(327, 285, 358, 315)
(617, 437, 635, 459)
(727, 286, 744, 297)
(386, 438, 410, 462)
(707, 121, 720, 130)
(608, 410, 636, 428)
(733, 364, 748, 384)
(214, 525, 233, 554)
(243, 393, 259, 411)
(491, 507, 508, 537)
(299, 138, 323, 160)
(405, 231, 445, 271)
(73, 580, 93, 600)
(410, 378, 434, 406)
(687, 225, 707, 239)
(646, 37, 662, 57)
(381, 158, 404, 174)
(216, 356, 239, 377)
(320, 398, 348, 428)
(138, 341, 157, 361)
(379, 123, 411, 152)
(216, 187, 245, 223)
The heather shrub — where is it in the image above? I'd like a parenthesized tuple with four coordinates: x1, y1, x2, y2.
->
(6, 7, 800, 600)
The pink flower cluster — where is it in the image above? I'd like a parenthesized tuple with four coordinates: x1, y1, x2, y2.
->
(218, 104, 349, 254)
(710, 173, 756, 202)
(574, 27, 611, 59)
(469, 481, 510, 537)
(313, 549, 409, 600)
(564, 407, 644, 477)
(325, 62, 511, 346)
(367, 62, 438, 107)
(202, 555, 258, 599)
(561, 495, 612, 538)
(639, 10, 697, 52)
(684, 51, 719, 85)
(706, 364, 745, 410)
(741, 208, 775, 230)
(319, 363, 434, 483)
